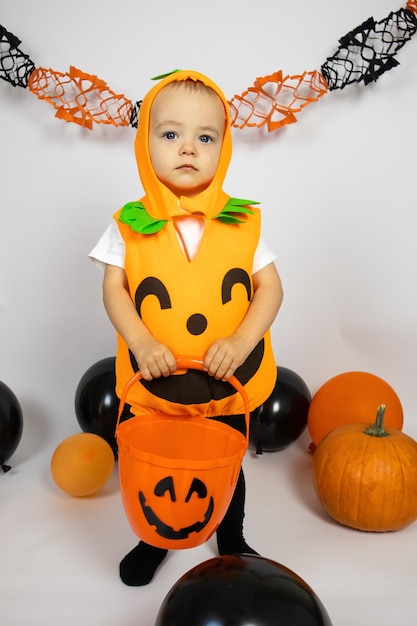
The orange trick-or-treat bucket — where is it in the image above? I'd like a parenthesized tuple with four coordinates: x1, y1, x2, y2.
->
(115, 356, 250, 550)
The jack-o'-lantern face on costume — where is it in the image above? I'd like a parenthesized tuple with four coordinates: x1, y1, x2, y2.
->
(113, 70, 277, 417)
(129, 268, 265, 405)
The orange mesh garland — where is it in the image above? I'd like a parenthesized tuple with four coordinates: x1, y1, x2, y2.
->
(28, 65, 133, 130)
(229, 70, 328, 132)
(406, 1, 417, 14)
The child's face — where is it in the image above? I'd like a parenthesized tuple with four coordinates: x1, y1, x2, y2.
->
(149, 84, 226, 198)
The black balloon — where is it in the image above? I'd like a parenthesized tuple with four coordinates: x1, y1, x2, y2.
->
(155, 554, 333, 626)
(250, 366, 311, 452)
(0, 380, 23, 470)
(74, 357, 119, 453)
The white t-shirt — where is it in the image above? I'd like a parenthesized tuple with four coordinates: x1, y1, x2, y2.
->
(89, 218, 276, 274)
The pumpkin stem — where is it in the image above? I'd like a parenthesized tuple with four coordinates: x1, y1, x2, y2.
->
(364, 404, 390, 438)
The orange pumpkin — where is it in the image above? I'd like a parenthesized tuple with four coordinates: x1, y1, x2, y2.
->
(307, 371, 403, 447)
(312, 405, 417, 532)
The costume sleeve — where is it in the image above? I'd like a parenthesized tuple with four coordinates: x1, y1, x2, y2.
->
(88, 219, 126, 269)
(253, 236, 277, 274)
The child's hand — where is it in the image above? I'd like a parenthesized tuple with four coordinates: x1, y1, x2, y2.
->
(204, 335, 250, 381)
(133, 338, 177, 381)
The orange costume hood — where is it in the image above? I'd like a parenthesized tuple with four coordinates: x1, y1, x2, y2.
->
(134, 70, 231, 221)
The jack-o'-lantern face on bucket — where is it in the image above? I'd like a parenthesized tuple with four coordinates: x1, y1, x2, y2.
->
(129, 267, 264, 404)
(139, 475, 214, 540)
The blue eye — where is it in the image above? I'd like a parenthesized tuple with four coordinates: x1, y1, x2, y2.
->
(163, 131, 177, 140)
(199, 135, 213, 143)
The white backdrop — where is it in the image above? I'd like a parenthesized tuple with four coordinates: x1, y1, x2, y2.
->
(1, 1, 417, 624)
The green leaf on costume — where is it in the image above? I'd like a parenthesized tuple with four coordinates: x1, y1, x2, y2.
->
(214, 197, 258, 224)
(119, 202, 167, 234)
(151, 70, 182, 80)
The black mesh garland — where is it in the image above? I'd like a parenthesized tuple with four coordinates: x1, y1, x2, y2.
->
(0, 25, 35, 88)
(321, 8, 417, 90)
(129, 100, 142, 128)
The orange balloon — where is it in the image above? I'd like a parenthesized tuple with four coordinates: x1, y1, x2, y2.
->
(307, 371, 403, 447)
(51, 433, 115, 496)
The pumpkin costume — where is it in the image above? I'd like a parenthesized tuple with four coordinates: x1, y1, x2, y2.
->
(90, 70, 278, 586)
(114, 69, 277, 417)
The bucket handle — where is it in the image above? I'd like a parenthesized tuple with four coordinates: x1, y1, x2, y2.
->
(116, 354, 250, 439)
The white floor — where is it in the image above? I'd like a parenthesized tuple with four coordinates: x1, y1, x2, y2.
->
(2, 425, 416, 626)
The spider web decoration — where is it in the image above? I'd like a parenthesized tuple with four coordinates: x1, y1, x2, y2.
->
(0, 25, 35, 88)
(0, 3, 416, 132)
(27, 66, 133, 129)
(228, 70, 328, 132)
(321, 8, 417, 89)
